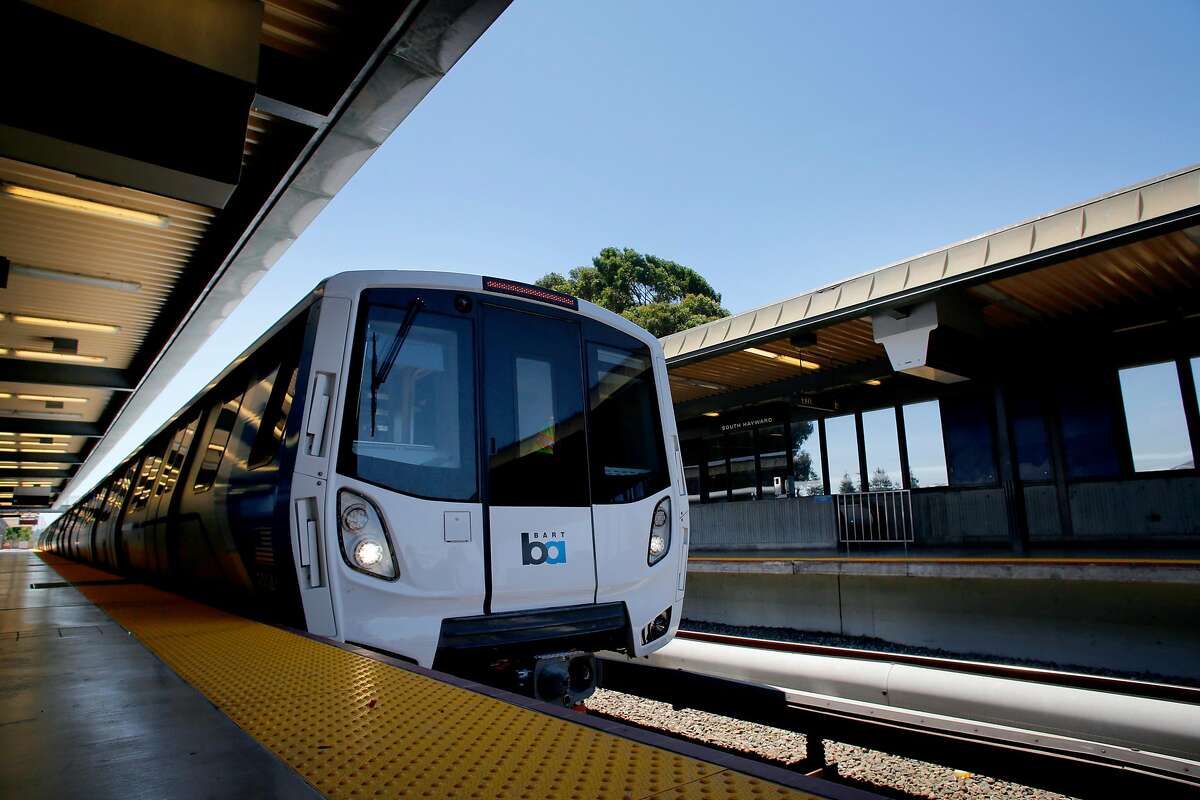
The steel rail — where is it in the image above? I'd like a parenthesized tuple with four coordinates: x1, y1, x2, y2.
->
(674, 629, 1200, 705)
(598, 633, 1200, 800)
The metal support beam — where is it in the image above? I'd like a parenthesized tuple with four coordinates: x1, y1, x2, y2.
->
(0, 419, 102, 437)
(0, 469, 68, 479)
(0, 451, 81, 464)
(673, 357, 894, 421)
(993, 383, 1030, 554)
(0, 359, 133, 390)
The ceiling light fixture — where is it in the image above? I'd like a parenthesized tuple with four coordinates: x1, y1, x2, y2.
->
(2, 184, 168, 228)
(10, 349, 106, 364)
(743, 347, 819, 370)
(7, 314, 121, 334)
(17, 394, 88, 404)
(7, 263, 141, 293)
(702, 412, 720, 417)
(0, 392, 10, 399)
(19, 433, 70, 440)
(864, 379, 882, 387)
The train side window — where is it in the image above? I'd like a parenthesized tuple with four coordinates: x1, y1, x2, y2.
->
(130, 446, 168, 510)
(153, 427, 188, 497)
(107, 461, 138, 518)
(193, 390, 246, 493)
(235, 364, 280, 468)
(161, 416, 200, 495)
(249, 363, 297, 469)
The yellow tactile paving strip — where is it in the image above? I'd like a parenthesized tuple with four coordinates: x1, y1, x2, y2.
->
(38, 554, 822, 800)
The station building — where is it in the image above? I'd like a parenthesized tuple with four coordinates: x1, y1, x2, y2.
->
(664, 166, 1200, 556)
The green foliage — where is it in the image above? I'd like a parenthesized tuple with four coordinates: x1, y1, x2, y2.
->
(868, 467, 896, 490)
(536, 247, 729, 337)
(838, 473, 858, 494)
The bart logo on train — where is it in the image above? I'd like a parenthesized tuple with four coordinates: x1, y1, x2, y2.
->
(521, 531, 567, 565)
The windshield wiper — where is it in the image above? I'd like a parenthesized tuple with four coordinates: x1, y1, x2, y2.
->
(369, 298, 424, 436)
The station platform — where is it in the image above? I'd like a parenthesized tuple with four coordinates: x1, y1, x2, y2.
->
(688, 550, 1200, 583)
(0, 551, 870, 800)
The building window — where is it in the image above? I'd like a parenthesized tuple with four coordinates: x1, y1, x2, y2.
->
(1058, 377, 1120, 480)
(1118, 361, 1194, 472)
(825, 413, 860, 493)
(681, 438, 702, 502)
(791, 418, 823, 495)
(861, 407, 902, 490)
(757, 424, 789, 497)
(705, 434, 728, 502)
(1006, 390, 1052, 481)
(901, 400, 948, 488)
(727, 428, 757, 501)
(941, 392, 997, 486)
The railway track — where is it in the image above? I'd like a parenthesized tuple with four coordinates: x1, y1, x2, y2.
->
(597, 629, 1200, 800)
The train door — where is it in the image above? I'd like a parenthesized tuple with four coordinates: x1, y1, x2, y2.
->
(481, 304, 597, 613)
(293, 298, 349, 637)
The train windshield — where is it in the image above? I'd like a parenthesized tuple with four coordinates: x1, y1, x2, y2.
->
(344, 301, 478, 502)
(340, 289, 669, 507)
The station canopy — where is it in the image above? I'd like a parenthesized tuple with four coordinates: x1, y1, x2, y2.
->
(664, 166, 1200, 420)
(0, 0, 509, 511)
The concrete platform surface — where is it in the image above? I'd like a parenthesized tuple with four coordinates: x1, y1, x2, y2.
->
(0, 550, 319, 799)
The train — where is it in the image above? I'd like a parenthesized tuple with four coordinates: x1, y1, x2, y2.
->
(41, 271, 689, 704)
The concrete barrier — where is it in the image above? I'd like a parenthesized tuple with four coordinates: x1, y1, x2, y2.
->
(689, 497, 837, 551)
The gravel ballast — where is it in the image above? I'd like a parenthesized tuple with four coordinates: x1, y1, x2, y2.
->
(587, 688, 1078, 800)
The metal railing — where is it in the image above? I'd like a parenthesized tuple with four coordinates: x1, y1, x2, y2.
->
(836, 489, 913, 547)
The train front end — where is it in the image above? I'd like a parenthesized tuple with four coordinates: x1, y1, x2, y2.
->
(295, 271, 688, 703)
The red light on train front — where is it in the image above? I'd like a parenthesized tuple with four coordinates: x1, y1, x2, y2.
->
(482, 276, 579, 309)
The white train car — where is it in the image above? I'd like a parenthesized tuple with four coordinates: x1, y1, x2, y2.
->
(43, 272, 689, 703)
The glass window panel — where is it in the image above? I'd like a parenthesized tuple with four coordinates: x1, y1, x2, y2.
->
(825, 414, 860, 493)
(862, 407, 902, 491)
(194, 390, 245, 494)
(586, 344, 669, 504)
(705, 434, 728, 502)
(941, 393, 997, 486)
(901, 400, 948, 488)
(346, 306, 477, 502)
(1119, 362, 1194, 472)
(727, 429, 757, 501)
(790, 418, 823, 496)
(757, 424, 789, 497)
(1058, 378, 1120, 480)
(484, 306, 587, 507)
(1007, 390, 1051, 482)
(681, 438, 702, 503)
(250, 364, 298, 469)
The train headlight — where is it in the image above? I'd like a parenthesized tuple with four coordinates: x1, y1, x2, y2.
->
(647, 496, 671, 566)
(341, 504, 369, 532)
(353, 539, 385, 568)
(337, 490, 398, 580)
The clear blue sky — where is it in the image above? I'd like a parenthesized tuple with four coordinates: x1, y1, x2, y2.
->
(67, 0, 1200, 501)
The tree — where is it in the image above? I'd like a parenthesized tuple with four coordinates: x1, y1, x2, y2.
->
(536, 247, 729, 337)
(838, 473, 858, 494)
(868, 467, 895, 491)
